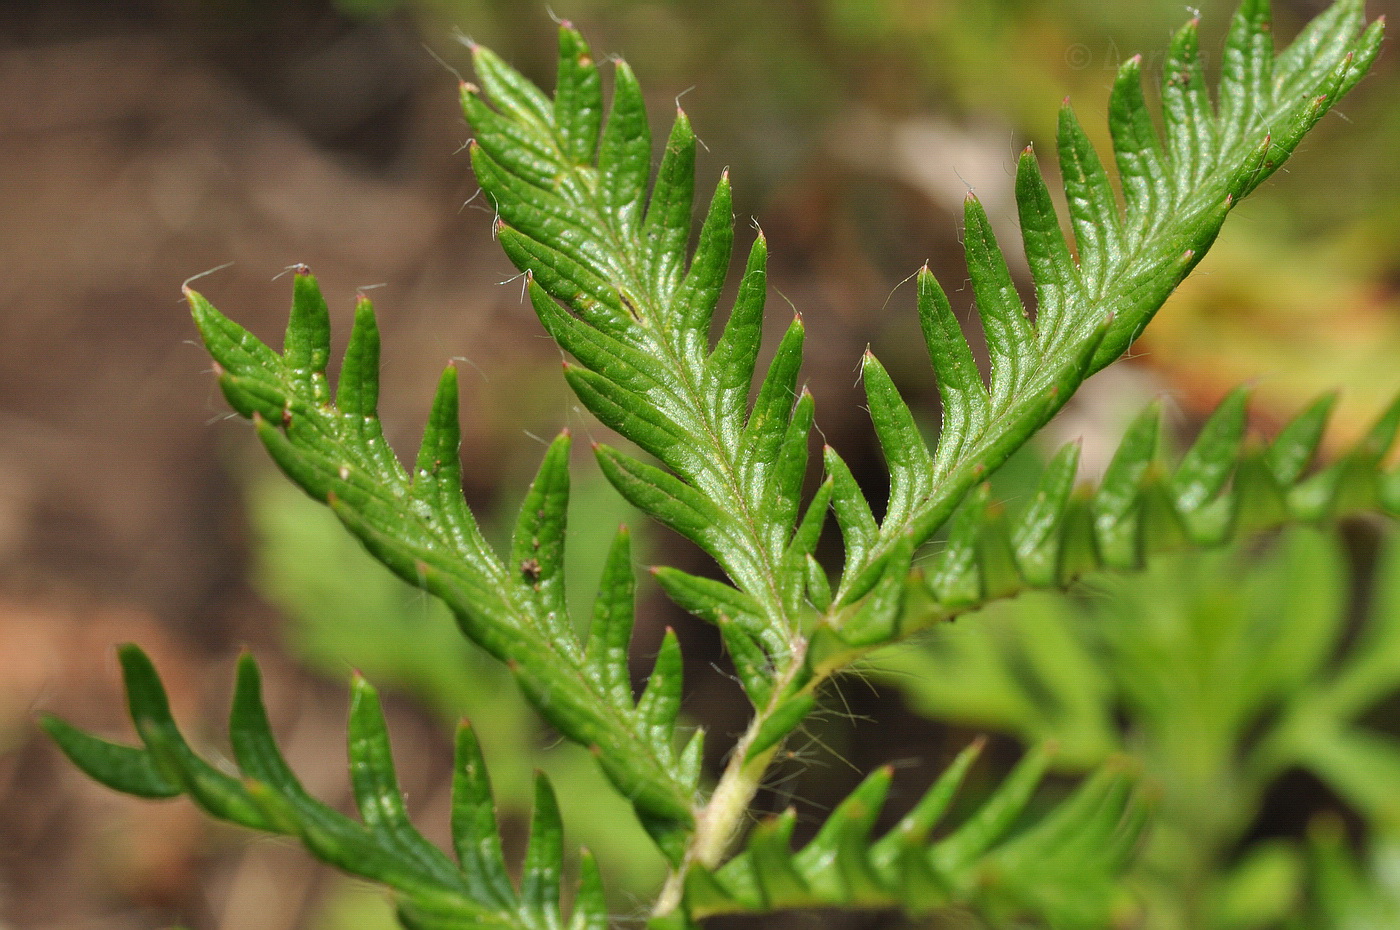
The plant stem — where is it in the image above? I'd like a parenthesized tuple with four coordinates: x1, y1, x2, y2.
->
(653, 643, 813, 917)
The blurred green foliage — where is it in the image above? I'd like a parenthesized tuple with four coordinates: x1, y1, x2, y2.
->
(873, 520, 1400, 927)
(1309, 823, 1400, 928)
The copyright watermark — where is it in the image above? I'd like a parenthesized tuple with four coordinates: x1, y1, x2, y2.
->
(1064, 42, 1211, 72)
(1065, 43, 1093, 70)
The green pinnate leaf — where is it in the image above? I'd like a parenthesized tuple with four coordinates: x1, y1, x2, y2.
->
(444, 17, 1391, 863)
(451, 722, 516, 909)
(1108, 55, 1172, 238)
(1266, 392, 1337, 486)
(740, 317, 805, 480)
(642, 112, 698, 301)
(1014, 149, 1085, 353)
(41, 715, 178, 799)
(598, 61, 651, 230)
(637, 629, 684, 756)
(467, 41, 553, 127)
(821, 0, 1381, 625)
(187, 275, 696, 856)
(1171, 385, 1250, 512)
(1161, 16, 1216, 190)
(861, 352, 934, 530)
(50, 7, 1391, 929)
(962, 194, 1035, 402)
(50, 648, 618, 928)
(522, 773, 565, 925)
(691, 743, 1140, 925)
(587, 527, 639, 711)
(676, 171, 734, 341)
(707, 233, 769, 423)
(1055, 101, 1123, 294)
(887, 389, 1400, 637)
(554, 26, 603, 165)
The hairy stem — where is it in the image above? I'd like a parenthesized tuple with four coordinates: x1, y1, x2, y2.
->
(654, 643, 814, 917)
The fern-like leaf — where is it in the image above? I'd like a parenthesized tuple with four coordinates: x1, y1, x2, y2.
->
(42, 647, 608, 930)
(680, 742, 1143, 928)
(462, 2, 1382, 682)
(817, 389, 1400, 663)
(187, 272, 698, 859)
(830, 0, 1382, 614)
(45, 5, 1388, 925)
(465, 28, 820, 713)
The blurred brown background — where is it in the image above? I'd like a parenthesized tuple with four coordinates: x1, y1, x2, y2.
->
(2, 0, 1398, 927)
